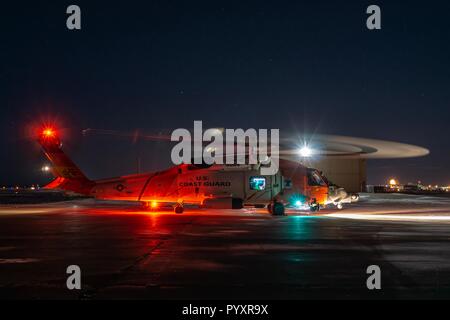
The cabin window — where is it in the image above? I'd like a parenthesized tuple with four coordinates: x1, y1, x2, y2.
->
(250, 177, 266, 191)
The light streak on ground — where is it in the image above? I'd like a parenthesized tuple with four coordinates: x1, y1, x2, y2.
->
(327, 213, 450, 222)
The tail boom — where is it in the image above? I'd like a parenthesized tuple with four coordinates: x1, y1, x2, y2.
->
(38, 127, 93, 195)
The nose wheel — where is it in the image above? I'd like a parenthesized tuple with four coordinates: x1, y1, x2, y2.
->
(309, 199, 320, 212)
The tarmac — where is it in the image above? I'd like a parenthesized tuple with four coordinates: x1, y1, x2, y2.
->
(0, 193, 450, 299)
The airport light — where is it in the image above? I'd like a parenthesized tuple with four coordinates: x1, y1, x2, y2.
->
(151, 201, 158, 209)
(389, 178, 397, 186)
(42, 165, 51, 172)
(299, 146, 312, 157)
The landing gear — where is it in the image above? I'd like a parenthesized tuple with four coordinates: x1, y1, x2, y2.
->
(351, 194, 360, 202)
(174, 203, 184, 214)
(309, 199, 320, 212)
(268, 201, 285, 216)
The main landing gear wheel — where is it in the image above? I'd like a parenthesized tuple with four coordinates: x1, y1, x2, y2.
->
(174, 204, 184, 214)
(270, 202, 285, 216)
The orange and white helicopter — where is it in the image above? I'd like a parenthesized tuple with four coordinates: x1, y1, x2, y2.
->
(36, 125, 357, 215)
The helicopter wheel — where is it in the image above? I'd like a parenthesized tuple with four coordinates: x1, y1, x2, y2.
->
(271, 202, 285, 216)
(174, 204, 184, 214)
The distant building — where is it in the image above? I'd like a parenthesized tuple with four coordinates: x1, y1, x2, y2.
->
(280, 134, 429, 193)
(309, 158, 366, 193)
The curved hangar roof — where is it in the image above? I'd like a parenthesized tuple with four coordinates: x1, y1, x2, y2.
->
(279, 134, 430, 159)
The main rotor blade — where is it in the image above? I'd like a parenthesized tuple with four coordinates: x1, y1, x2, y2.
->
(82, 128, 172, 142)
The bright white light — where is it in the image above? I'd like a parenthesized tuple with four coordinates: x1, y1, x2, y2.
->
(299, 146, 312, 157)
(42, 166, 50, 172)
(327, 213, 450, 222)
(295, 200, 302, 207)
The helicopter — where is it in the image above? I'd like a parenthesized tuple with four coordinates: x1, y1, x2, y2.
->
(36, 125, 357, 215)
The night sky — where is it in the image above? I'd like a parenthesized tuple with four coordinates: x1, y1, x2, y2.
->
(1, 0, 449, 186)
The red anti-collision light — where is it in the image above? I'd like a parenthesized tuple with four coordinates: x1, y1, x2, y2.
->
(38, 126, 61, 147)
(43, 128, 54, 137)
(41, 127, 56, 139)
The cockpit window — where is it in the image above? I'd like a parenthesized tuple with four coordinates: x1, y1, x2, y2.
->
(307, 170, 327, 186)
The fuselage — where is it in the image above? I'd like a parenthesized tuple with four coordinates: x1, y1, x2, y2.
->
(89, 162, 329, 207)
(90, 163, 284, 206)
